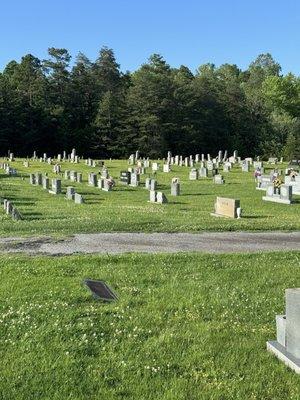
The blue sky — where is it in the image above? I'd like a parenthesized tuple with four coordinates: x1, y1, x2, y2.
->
(1, 0, 300, 74)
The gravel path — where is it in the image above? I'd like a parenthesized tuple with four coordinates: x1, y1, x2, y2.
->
(0, 231, 299, 255)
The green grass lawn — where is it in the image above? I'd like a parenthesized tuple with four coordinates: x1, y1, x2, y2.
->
(1, 251, 300, 399)
(0, 158, 299, 237)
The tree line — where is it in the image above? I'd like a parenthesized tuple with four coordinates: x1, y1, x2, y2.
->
(0, 47, 300, 160)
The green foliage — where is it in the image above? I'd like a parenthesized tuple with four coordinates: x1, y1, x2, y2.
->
(0, 49, 299, 159)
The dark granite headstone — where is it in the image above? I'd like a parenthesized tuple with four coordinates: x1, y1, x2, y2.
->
(84, 279, 118, 302)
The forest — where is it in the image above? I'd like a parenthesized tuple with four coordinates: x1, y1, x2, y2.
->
(0, 47, 300, 159)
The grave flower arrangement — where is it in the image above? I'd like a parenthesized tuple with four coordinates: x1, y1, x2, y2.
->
(273, 177, 283, 194)
(273, 177, 282, 188)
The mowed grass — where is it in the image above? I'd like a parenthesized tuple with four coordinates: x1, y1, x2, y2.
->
(1, 252, 300, 399)
(0, 158, 299, 237)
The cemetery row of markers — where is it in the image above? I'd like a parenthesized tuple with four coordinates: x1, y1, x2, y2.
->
(1, 148, 299, 221)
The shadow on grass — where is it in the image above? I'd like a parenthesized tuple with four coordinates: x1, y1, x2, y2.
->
(22, 212, 43, 220)
(180, 193, 211, 196)
(242, 215, 269, 219)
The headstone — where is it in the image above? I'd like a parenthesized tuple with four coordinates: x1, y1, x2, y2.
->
(211, 197, 240, 218)
(42, 176, 49, 190)
(11, 206, 22, 221)
(285, 175, 300, 195)
(74, 193, 84, 204)
(35, 172, 42, 185)
(163, 164, 171, 173)
(88, 173, 97, 187)
(130, 173, 140, 187)
(199, 167, 208, 178)
(120, 171, 131, 185)
(76, 172, 83, 183)
(214, 174, 224, 184)
(171, 179, 180, 196)
(263, 184, 292, 204)
(156, 192, 168, 204)
(149, 190, 157, 203)
(242, 161, 250, 172)
(207, 161, 214, 171)
(150, 179, 157, 191)
(6, 200, 13, 215)
(267, 288, 300, 373)
(97, 178, 104, 189)
(66, 186, 75, 200)
(152, 162, 159, 172)
(49, 179, 61, 195)
(84, 279, 117, 302)
(29, 173, 36, 185)
(102, 179, 113, 192)
(189, 168, 198, 180)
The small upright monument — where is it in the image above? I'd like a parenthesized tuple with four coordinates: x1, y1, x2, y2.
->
(267, 288, 300, 374)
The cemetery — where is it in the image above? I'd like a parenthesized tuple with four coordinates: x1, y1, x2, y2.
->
(1, 150, 300, 399)
(2, 2, 300, 398)
(0, 154, 300, 237)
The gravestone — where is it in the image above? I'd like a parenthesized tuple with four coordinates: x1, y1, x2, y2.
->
(70, 171, 77, 182)
(149, 190, 157, 203)
(263, 184, 292, 204)
(256, 175, 272, 191)
(53, 164, 61, 174)
(64, 170, 70, 180)
(145, 177, 151, 190)
(120, 171, 131, 185)
(254, 161, 263, 169)
(214, 174, 225, 184)
(285, 175, 300, 195)
(163, 164, 171, 173)
(102, 179, 113, 191)
(49, 179, 61, 195)
(242, 161, 250, 172)
(156, 192, 168, 204)
(42, 176, 49, 190)
(74, 193, 84, 204)
(101, 168, 109, 179)
(199, 167, 208, 178)
(207, 161, 214, 171)
(66, 186, 75, 200)
(150, 179, 157, 191)
(211, 197, 240, 218)
(268, 157, 278, 164)
(35, 172, 42, 185)
(152, 162, 159, 172)
(88, 173, 97, 187)
(128, 154, 135, 165)
(97, 178, 104, 189)
(6, 200, 13, 215)
(29, 174, 36, 185)
(171, 179, 180, 196)
(84, 279, 118, 302)
(76, 172, 83, 183)
(189, 168, 198, 180)
(130, 172, 140, 187)
(11, 206, 22, 221)
(267, 288, 300, 373)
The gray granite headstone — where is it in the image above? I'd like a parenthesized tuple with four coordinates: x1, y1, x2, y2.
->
(66, 186, 75, 200)
(171, 182, 180, 196)
(74, 193, 84, 204)
(267, 288, 300, 373)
